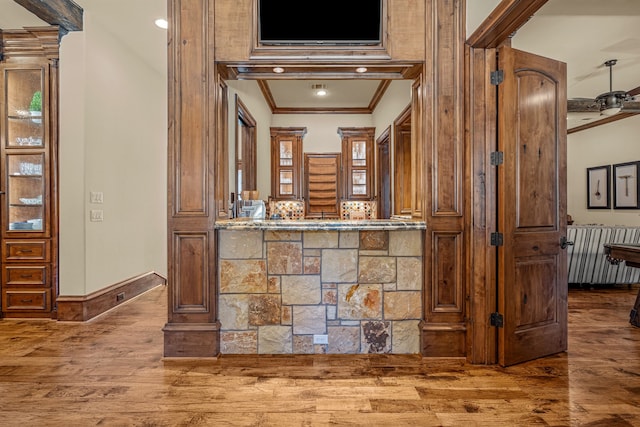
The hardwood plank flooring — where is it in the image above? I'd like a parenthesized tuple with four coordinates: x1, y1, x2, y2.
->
(0, 285, 638, 426)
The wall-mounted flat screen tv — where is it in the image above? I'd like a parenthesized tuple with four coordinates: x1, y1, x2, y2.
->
(258, 0, 382, 46)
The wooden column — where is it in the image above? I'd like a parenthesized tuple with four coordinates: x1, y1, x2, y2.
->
(420, 0, 467, 357)
(163, 0, 220, 357)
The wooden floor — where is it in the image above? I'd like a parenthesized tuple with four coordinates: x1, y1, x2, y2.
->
(0, 285, 639, 426)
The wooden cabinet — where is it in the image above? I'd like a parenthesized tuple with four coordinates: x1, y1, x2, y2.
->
(0, 28, 59, 318)
(339, 127, 375, 201)
(270, 127, 305, 200)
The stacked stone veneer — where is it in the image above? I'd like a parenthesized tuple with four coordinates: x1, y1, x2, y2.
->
(218, 229, 423, 354)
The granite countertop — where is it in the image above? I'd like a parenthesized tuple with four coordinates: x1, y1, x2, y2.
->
(214, 218, 427, 231)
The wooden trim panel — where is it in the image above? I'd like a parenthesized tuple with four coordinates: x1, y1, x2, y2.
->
(0, 26, 60, 59)
(368, 80, 392, 111)
(56, 272, 166, 321)
(430, 232, 464, 317)
(171, 233, 210, 315)
(257, 80, 392, 115)
(169, 0, 210, 217)
(419, 0, 466, 358)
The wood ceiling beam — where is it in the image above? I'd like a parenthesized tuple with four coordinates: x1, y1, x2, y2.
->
(13, 0, 83, 35)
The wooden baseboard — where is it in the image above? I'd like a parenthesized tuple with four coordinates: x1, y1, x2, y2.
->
(163, 322, 221, 358)
(56, 271, 166, 321)
(420, 322, 467, 358)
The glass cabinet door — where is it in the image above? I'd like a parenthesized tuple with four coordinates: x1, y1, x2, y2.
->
(350, 140, 368, 196)
(278, 140, 294, 195)
(6, 153, 45, 232)
(270, 128, 306, 200)
(5, 69, 44, 148)
(339, 127, 375, 200)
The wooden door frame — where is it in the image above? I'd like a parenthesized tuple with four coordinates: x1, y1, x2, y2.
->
(466, 0, 550, 364)
(376, 126, 391, 219)
(393, 105, 411, 216)
(235, 95, 257, 199)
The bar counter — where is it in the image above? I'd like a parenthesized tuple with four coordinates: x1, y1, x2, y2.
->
(214, 218, 427, 355)
(214, 218, 427, 231)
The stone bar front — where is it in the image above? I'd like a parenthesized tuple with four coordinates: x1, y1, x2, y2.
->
(214, 219, 426, 354)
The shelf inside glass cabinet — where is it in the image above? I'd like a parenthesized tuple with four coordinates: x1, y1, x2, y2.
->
(5, 69, 44, 148)
(6, 154, 45, 231)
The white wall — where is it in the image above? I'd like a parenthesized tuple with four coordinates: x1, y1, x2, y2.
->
(466, 0, 501, 37)
(59, 12, 167, 295)
(271, 114, 373, 153)
(568, 115, 640, 226)
(371, 80, 412, 139)
(59, 30, 86, 294)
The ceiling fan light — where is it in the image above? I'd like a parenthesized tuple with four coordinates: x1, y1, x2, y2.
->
(601, 106, 622, 116)
(594, 60, 627, 117)
(599, 93, 624, 116)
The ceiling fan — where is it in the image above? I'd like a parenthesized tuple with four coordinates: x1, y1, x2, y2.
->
(568, 59, 640, 116)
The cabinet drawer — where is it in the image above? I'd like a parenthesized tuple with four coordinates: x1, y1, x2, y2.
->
(3, 240, 50, 261)
(3, 289, 50, 311)
(4, 265, 48, 286)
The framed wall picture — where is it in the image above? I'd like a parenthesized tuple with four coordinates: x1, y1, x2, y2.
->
(587, 165, 611, 209)
(613, 161, 640, 209)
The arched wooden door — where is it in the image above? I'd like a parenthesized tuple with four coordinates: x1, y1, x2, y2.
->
(496, 46, 568, 366)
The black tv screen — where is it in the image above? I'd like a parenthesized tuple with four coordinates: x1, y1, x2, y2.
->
(258, 0, 382, 45)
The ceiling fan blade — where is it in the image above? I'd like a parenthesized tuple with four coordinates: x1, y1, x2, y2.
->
(621, 101, 640, 112)
(627, 85, 640, 97)
(567, 99, 640, 113)
(568, 99, 599, 112)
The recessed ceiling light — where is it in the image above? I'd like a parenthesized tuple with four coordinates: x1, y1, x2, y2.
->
(155, 18, 168, 29)
(356, 67, 368, 73)
(312, 84, 328, 96)
(273, 67, 285, 73)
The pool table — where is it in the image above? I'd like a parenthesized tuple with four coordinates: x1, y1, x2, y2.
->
(604, 243, 640, 327)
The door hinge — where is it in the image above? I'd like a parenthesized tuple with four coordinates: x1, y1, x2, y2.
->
(490, 232, 503, 246)
(491, 69, 504, 85)
(490, 151, 504, 166)
(490, 312, 504, 328)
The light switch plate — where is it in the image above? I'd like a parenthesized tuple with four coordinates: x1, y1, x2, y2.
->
(90, 191, 104, 204)
(90, 210, 103, 222)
